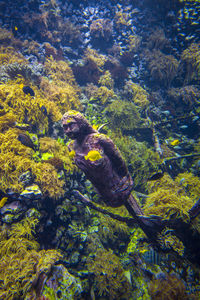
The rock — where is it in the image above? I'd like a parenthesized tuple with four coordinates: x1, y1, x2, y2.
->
(19, 184, 42, 200)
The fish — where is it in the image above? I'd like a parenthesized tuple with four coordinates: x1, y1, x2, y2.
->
(171, 139, 180, 146)
(148, 171, 164, 181)
(18, 133, 36, 150)
(40, 105, 47, 115)
(22, 86, 35, 97)
(84, 150, 102, 161)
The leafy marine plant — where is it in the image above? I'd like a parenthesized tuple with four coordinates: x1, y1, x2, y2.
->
(148, 273, 189, 300)
(175, 172, 200, 202)
(104, 100, 142, 131)
(0, 127, 33, 193)
(87, 248, 132, 299)
(144, 174, 194, 221)
(144, 49, 179, 87)
(111, 132, 161, 190)
(39, 136, 76, 173)
(124, 81, 150, 109)
(0, 217, 62, 300)
(181, 42, 200, 83)
(41, 56, 82, 114)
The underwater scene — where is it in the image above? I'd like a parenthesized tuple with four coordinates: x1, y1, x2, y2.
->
(0, 0, 200, 299)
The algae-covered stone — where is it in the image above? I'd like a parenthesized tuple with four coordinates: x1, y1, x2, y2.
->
(20, 184, 42, 200)
(42, 264, 82, 299)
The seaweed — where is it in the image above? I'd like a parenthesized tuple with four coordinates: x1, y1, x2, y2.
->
(87, 248, 131, 299)
(0, 217, 62, 300)
(181, 42, 200, 83)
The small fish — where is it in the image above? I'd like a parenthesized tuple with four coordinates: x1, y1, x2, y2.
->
(14, 26, 18, 31)
(148, 171, 164, 181)
(18, 133, 36, 150)
(40, 105, 47, 115)
(180, 125, 188, 129)
(22, 86, 35, 97)
(84, 150, 102, 161)
(171, 139, 180, 146)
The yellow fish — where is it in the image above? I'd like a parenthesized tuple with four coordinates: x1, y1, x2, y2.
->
(84, 150, 102, 161)
(0, 197, 8, 208)
(171, 139, 180, 146)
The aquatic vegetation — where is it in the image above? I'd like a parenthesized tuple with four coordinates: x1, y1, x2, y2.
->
(125, 81, 150, 109)
(175, 172, 200, 202)
(143, 187, 194, 221)
(90, 85, 117, 105)
(127, 34, 141, 52)
(146, 28, 170, 51)
(0, 129, 68, 198)
(98, 70, 114, 89)
(115, 9, 130, 27)
(167, 85, 200, 107)
(90, 18, 113, 42)
(144, 49, 179, 87)
(111, 132, 161, 190)
(0, 111, 16, 133)
(0, 45, 26, 66)
(0, 217, 62, 300)
(104, 100, 142, 131)
(31, 162, 65, 200)
(84, 48, 107, 71)
(157, 227, 185, 256)
(39, 137, 76, 173)
(42, 56, 81, 113)
(0, 78, 50, 133)
(0, 128, 33, 193)
(87, 248, 131, 299)
(97, 206, 130, 247)
(181, 43, 200, 83)
(148, 273, 188, 300)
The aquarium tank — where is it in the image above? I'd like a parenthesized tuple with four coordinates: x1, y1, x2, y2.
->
(0, 0, 200, 299)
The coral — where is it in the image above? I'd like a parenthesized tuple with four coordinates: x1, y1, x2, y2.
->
(148, 273, 189, 300)
(144, 49, 179, 87)
(87, 248, 131, 299)
(0, 217, 62, 300)
(181, 42, 200, 83)
(41, 264, 82, 300)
